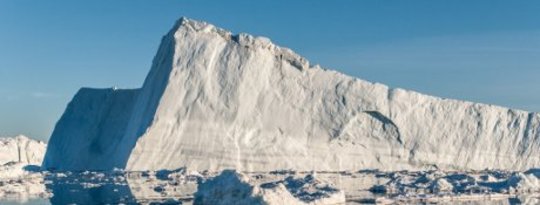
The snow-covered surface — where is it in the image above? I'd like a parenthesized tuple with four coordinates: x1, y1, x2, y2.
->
(42, 17, 540, 172)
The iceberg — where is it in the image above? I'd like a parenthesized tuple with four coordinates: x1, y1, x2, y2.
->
(42, 17, 540, 172)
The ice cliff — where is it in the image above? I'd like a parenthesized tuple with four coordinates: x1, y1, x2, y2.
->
(42, 17, 540, 172)
(43, 88, 139, 170)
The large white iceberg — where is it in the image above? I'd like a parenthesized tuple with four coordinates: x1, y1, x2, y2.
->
(42, 17, 540, 172)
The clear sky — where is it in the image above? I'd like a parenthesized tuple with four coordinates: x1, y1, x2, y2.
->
(1, 0, 539, 141)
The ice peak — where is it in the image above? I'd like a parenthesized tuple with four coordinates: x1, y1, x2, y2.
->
(168, 17, 312, 71)
(171, 17, 229, 36)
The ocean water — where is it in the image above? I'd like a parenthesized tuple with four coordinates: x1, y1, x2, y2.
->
(0, 197, 534, 205)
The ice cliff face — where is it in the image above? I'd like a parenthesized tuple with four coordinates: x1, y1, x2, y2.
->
(0, 136, 46, 165)
(42, 88, 139, 170)
(42, 17, 540, 172)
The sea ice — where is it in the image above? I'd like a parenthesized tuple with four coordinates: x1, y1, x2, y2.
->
(194, 170, 345, 205)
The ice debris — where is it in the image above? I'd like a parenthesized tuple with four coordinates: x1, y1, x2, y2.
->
(194, 170, 345, 205)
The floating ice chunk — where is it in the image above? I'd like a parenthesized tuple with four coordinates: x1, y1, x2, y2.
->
(194, 170, 345, 205)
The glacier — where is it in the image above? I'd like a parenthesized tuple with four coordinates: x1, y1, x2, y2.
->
(42, 17, 540, 172)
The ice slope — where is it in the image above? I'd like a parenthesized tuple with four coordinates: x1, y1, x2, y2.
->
(0, 136, 46, 165)
(43, 17, 540, 172)
(42, 88, 139, 170)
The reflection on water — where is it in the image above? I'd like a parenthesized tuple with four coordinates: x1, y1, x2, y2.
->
(0, 198, 50, 205)
(434, 196, 540, 205)
(1, 195, 538, 205)
(345, 196, 539, 205)
(43, 170, 195, 204)
(46, 178, 135, 204)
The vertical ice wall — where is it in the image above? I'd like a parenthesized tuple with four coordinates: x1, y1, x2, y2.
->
(42, 88, 139, 170)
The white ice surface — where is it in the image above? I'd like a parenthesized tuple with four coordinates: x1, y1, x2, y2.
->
(43, 17, 540, 172)
(0, 136, 45, 166)
(194, 170, 345, 205)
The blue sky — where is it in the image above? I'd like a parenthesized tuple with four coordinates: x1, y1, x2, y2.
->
(1, 0, 539, 141)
